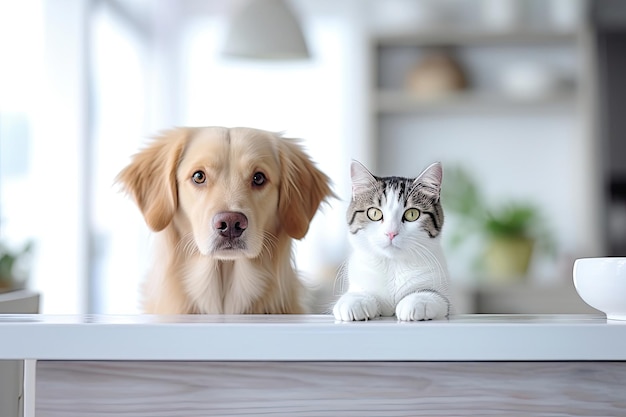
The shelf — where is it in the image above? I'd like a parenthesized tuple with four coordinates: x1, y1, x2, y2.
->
(0, 290, 40, 313)
(375, 89, 576, 114)
(372, 29, 579, 47)
(456, 282, 600, 315)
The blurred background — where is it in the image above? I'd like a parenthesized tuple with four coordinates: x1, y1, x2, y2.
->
(0, 0, 624, 315)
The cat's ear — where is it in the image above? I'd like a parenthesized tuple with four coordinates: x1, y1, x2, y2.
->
(414, 162, 443, 196)
(350, 160, 376, 199)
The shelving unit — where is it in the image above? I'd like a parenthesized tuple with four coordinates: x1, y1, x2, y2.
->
(370, 28, 584, 125)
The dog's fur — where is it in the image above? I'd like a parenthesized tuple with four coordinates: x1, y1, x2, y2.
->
(116, 127, 334, 314)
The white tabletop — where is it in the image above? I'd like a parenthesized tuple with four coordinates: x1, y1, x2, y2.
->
(0, 314, 624, 361)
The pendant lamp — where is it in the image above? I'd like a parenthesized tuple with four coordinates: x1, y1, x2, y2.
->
(222, 0, 310, 60)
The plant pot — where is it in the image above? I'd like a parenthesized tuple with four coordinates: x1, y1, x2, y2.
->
(483, 236, 535, 282)
(0, 276, 14, 293)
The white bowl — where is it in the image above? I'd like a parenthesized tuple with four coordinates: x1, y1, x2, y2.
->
(573, 257, 626, 320)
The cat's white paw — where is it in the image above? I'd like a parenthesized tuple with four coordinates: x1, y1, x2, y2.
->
(395, 291, 448, 321)
(333, 292, 380, 321)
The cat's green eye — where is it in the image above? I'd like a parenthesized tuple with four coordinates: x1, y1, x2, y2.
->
(403, 208, 420, 222)
(367, 207, 383, 221)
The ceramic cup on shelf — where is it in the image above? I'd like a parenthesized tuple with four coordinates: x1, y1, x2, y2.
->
(573, 257, 626, 321)
(498, 63, 564, 99)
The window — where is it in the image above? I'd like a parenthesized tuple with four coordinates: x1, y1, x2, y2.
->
(2, 1, 362, 313)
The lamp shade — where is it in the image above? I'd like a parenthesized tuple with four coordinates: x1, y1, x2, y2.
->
(222, 0, 310, 60)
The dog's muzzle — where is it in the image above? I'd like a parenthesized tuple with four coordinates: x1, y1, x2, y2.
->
(212, 211, 248, 252)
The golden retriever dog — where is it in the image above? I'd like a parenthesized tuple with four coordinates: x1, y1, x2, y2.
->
(116, 127, 334, 314)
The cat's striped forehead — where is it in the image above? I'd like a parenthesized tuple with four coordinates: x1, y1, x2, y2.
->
(375, 176, 415, 205)
(356, 175, 423, 207)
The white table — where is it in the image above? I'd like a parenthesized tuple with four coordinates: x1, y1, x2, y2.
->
(1, 314, 625, 416)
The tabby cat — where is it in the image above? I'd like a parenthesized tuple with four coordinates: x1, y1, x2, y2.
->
(333, 160, 451, 321)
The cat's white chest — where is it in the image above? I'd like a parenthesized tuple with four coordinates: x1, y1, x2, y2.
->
(346, 249, 411, 313)
(346, 241, 449, 310)
(348, 250, 409, 282)
(347, 250, 390, 293)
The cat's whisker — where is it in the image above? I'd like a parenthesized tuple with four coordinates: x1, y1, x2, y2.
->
(333, 261, 349, 296)
(380, 234, 447, 301)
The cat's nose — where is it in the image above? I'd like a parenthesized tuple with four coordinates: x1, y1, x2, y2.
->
(386, 231, 398, 241)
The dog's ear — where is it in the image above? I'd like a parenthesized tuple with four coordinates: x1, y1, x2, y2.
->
(115, 128, 189, 231)
(277, 138, 335, 239)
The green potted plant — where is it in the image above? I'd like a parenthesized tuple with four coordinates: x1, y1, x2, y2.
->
(0, 241, 32, 292)
(442, 166, 555, 281)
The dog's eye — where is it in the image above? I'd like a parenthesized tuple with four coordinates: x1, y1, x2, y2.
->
(192, 171, 206, 184)
(252, 172, 266, 187)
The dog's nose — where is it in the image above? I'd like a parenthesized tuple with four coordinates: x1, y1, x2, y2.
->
(213, 212, 248, 239)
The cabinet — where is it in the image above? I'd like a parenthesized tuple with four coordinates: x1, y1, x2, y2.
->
(593, 0, 626, 256)
(366, 27, 602, 287)
(0, 290, 39, 417)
